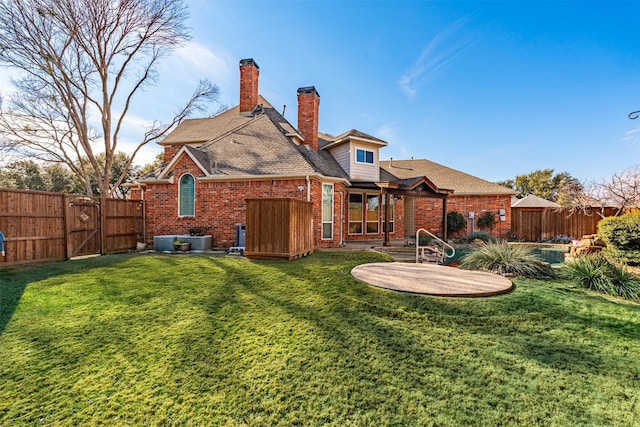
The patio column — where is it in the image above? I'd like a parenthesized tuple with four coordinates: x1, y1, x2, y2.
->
(442, 196, 448, 240)
(383, 192, 391, 246)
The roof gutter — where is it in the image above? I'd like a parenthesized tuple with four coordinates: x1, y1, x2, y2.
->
(198, 173, 350, 186)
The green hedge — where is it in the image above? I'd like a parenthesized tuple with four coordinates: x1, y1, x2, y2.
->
(598, 214, 640, 265)
(447, 211, 467, 235)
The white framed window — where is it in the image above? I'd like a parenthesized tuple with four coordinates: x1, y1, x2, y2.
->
(322, 183, 333, 240)
(348, 193, 363, 234)
(366, 194, 379, 234)
(178, 174, 195, 217)
(356, 148, 374, 164)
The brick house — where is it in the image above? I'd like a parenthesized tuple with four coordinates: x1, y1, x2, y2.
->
(128, 58, 514, 248)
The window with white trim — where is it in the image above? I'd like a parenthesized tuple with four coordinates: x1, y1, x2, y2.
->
(322, 183, 333, 240)
(178, 174, 195, 217)
(348, 193, 363, 234)
(356, 148, 374, 164)
(366, 194, 379, 234)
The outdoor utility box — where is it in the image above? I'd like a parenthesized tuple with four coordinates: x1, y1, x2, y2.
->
(244, 198, 313, 260)
(235, 225, 246, 247)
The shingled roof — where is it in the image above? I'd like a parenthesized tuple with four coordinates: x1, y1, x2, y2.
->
(511, 194, 561, 208)
(380, 159, 515, 196)
(318, 129, 388, 150)
(146, 96, 348, 181)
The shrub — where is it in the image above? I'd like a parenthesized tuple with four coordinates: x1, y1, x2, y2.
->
(546, 235, 573, 244)
(477, 212, 496, 230)
(447, 211, 467, 235)
(459, 242, 555, 278)
(462, 231, 495, 244)
(598, 214, 640, 265)
(563, 253, 640, 299)
(418, 234, 433, 246)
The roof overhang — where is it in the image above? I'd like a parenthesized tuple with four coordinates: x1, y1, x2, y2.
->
(380, 176, 453, 197)
(349, 176, 454, 198)
(321, 135, 388, 151)
(158, 146, 210, 179)
(198, 173, 350, 186)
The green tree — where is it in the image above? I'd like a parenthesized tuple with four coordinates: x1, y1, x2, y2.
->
(0, 160, 46, 190)
(0, 0, 218, 196)
(510, 169, 582, 201)
(139, 153, 165, 177)
(495, 179, 514, 190)
(79, 152, 140, 198)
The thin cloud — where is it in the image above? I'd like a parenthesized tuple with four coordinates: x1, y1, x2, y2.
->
(162, 41, 235, 91)
(375, 122, 397, 144)
(621, 127, 640, 145)
(399, 16, 477, 98)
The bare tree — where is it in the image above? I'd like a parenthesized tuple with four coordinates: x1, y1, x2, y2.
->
(0, 0, 218, 196)
(563, 166, 640, 218)
(590, 166, 640, 216)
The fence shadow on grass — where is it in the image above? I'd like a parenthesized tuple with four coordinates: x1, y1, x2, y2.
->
(0, 270, 30, 336)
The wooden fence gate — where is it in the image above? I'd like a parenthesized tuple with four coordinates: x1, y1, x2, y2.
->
(0, 188, 144, 268)
(66, 196, 102, 258)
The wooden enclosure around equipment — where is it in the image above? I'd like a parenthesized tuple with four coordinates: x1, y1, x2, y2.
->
(244, 198, 313, 260)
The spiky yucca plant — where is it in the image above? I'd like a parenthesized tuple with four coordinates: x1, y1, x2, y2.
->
(459, 242, 555, 278)
(564, 253, 640, 300)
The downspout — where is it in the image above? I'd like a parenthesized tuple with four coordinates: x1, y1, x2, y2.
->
(141, 187, 146, 244)
(306, 176, 311, 201)
(337, 191, 344, 246)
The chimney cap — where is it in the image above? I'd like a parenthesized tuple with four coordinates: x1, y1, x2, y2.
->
(239, 58, 260, 69)
(297, 86, 320, 98)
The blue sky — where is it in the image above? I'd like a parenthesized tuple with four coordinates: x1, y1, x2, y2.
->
(3, 0, 639, 184)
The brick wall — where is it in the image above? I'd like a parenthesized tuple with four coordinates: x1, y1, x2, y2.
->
(143, 154, 349, 248)
(413, 195, 512, 239)
(163, 145, 180, 160)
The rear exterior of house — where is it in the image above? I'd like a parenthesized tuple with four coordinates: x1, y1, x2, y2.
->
(128, 59, 514, 248)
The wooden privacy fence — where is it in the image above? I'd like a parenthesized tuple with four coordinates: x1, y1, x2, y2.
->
(0, 188, 143, 269)
(244, 198, 313, 260)
(511, 207, 618, 242)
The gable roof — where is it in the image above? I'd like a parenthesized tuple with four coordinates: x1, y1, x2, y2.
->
(511, 194, 561, 208)
(319, 129, 388, 150)
(380, 159, 515, 196)
(144, 96, 348, 182)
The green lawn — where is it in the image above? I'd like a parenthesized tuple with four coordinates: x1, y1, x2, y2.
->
(0, 251, 639, 426)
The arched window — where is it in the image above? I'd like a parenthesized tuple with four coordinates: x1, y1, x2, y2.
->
(178, 174, 195, 217)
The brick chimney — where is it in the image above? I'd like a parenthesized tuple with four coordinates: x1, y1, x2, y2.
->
(297, 86, 320, 151)
(239, 58, 259, 116)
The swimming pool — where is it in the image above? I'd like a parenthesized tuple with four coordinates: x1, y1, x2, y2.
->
(446, 245, 569, 266)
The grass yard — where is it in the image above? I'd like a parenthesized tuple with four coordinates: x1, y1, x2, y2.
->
(0, 251, 639, 426)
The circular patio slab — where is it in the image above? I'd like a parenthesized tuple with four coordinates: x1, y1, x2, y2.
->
(351, 262, 513, 297)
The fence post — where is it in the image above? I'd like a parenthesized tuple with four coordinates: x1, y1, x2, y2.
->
(64, 194, 73, 260)
(100, 196, 107, 255)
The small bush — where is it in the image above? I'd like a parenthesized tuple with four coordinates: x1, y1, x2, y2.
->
(418, 234, 433, 246)
(563, 253, 640, 299)
(477, 212, 496, 230)
(459, 242, 555, 278)
(463, 231, 495, 244)
(447, 211, 467, 235)
(546, 235, 573, 244)
(598, 214, 640, 265)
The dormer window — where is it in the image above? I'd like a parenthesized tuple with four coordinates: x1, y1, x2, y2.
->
(356, 148, 374, 164)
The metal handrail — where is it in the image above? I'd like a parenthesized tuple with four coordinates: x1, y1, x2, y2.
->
(415, 228, 455, 264)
